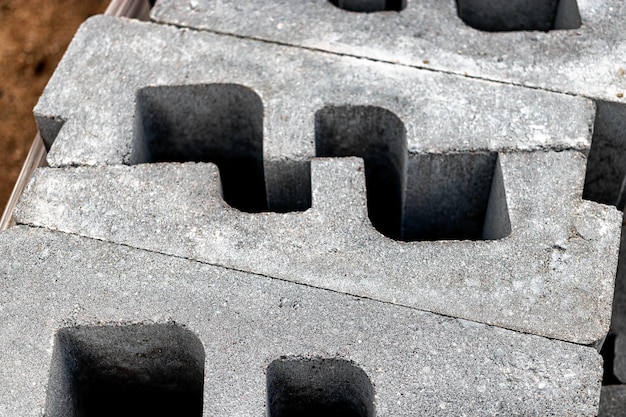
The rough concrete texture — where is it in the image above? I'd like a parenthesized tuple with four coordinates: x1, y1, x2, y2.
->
(10, 5, 625, 416)
(34, 16, 594, 170)
(27, 18, 622, 343)
(150, 1, 626, 208)
(609, 223, 626, 334)
(0, 226, 604, 416)
(15, 154, 621, 344)
(151, 0, 626, 104)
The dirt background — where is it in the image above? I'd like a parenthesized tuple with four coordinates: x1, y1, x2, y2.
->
(0, 0, 109, 214)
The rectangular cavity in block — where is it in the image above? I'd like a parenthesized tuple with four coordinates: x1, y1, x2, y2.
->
(315, 105, 510, 241)
(329, 0, 405, 12)
(403, 152, 510, 241)
(456, 0, 581, 31)
(267, 357, 375, 417)
(583, 101, 626, 209)
(45, 323, 205, 417)
(315, 105, 407, 239)
(132, 83, 267, 212)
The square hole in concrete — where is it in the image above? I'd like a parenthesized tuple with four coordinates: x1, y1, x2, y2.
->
(402, 152, 510, 241)
(267, 357, 375, 417)
(456, 0, 581, 32)
(329, 0, 405, 13)
(315, 105, 510, 241)
(316, 105, 408, 239)
(132, 83, 267, 212)
(45, 323, 205, 417)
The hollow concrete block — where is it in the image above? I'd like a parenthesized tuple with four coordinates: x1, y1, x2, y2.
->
(149, 0, 626, 206)
(0, 226, 604, 416)
(151, 0, 625, 104)
(9, 7, 624, 416)
(35, 16, 593, 169)
(15, 154, 621, 344)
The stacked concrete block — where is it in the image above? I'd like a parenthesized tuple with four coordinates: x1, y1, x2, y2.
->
(0, 226, 605, 416)
(149, 0, 626, 412)
(1, 0, 625, 414)
(150, 0, 624, 102)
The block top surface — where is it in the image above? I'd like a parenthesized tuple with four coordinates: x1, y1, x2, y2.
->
(151, 0, 626, 104)
(0, 226, 603, 416)
(35, 16, 593, 167)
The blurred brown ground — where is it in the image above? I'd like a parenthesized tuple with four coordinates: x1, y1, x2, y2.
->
(0, 0, 109, 214)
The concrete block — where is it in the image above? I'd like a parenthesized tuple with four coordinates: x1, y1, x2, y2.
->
(150, 0, 625, 104)
(0, 226, 604, 416)
(15, 153, 621, 344)
(16, 9, 623, 416)
(28, 20, 620, 344)
(149, 0, 626, 206)
(35, 16, 593, 171)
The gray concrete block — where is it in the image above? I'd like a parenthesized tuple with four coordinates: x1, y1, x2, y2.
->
(14, 152, 621, 344)
(150, 0, 625, 104)
(29, 20, 621, 345)
(0, 226, 604, 416)
(17, 9, 623, 416)
(35, 15, 593, 172)
(148, 0, 626, 205)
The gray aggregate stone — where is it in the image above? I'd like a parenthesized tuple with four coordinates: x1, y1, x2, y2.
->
(14, 153, 621, 344)
(0, 226, 604, 416)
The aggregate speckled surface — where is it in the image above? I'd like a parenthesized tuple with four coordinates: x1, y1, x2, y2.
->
(14, 155, 621, 344)
(0, 226, 604, 417)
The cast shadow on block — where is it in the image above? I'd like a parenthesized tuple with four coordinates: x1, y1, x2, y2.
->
(132, 83, 268, 213)
(131, 84, 511, 241)
(583, 101, 626, 210)
(456, 0, 581, 32)
(45, 323, 205, 417)
(266, 357, 375, 417)
(315, 105, 511, 241)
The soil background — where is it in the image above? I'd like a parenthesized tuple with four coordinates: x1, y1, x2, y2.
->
(0, 0, 109, 215)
